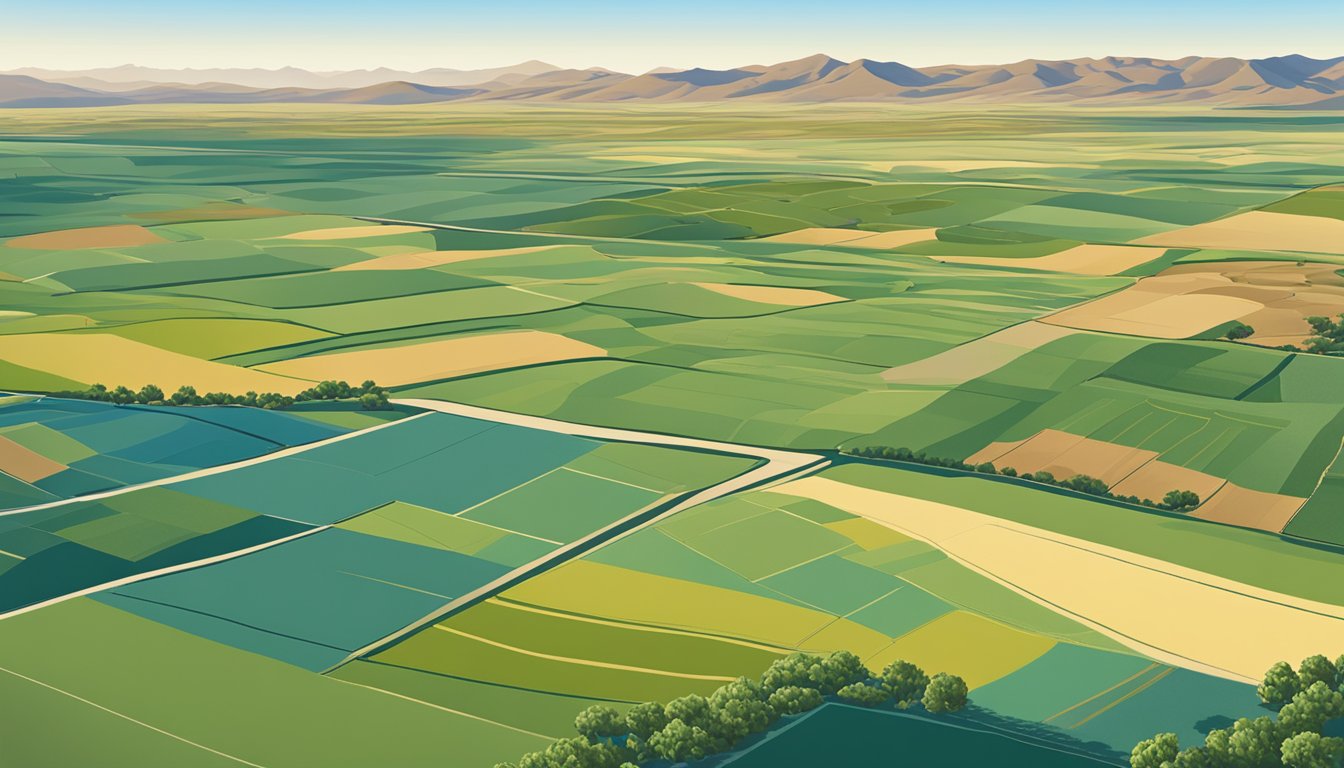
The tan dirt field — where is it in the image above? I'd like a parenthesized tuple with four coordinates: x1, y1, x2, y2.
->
(4, 225, 167, 251)
(762, 228, 879, 246)
(1048, 260, 1344, 344)
(334, 245, 567, 271)
(1134, 211, 1344, 255)
(276, 224, 432, 240)
(1235, 307, 1314, 347)
(763, 227, 937, 248)
(1044, 273, 1256, 338)
(1109, 460, 1227, 505)
(0, 435, 67, 483)
(840, 229, 941, 249)
(1108, 294, 1264, 338)
(940, 244, 1164, 276)
(882, 321, 1075, 385)
(1192, 483, 1308, 533)
(777, 475, 1344, 682)
(969, 429, 1158, 486)
(257, 330, 606, 387)
(693, 283, 845, 307)
(0, 333, 309, 395)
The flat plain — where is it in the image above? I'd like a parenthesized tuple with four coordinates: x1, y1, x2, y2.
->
(1, 103, 1343, 767)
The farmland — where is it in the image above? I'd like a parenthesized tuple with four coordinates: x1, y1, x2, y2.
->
(1, 104, 1343, 767)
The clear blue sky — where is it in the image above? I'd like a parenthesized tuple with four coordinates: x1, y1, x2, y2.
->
(9, 0, 1342, 72)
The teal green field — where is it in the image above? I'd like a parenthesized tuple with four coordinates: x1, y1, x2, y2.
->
(1, 104, 1343, 768)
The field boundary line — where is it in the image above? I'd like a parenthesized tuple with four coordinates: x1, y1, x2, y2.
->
(485, 598, 791, 653)
(0, 525, 331, 622)
(0, 404, 431, 519)
(327, 398, 826, 672)
(1041, 662, 1159, 723)
(432, 625, 739, 681)
(327, 676, 559, 741)
(1067, 667, 1174, 729)
(0, 665, 268, 767)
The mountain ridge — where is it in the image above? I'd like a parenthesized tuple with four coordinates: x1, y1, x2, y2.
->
(4, 54, 1343, 108)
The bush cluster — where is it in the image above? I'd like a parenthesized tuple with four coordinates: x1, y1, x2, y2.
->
(1132, 653, 1344, 768)
(1303, 314, 1344, 355)
(50, 379, 391, 411)
(495, 651, 968, 768)
(845, 445, 1201, 513)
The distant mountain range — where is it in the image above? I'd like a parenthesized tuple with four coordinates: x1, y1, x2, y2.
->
(5, 54, 1344, 108)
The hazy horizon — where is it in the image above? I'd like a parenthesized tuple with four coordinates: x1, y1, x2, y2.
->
(8, 0, 1343, 74)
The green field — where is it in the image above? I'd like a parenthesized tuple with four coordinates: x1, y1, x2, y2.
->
(1, 104, 1342, 767)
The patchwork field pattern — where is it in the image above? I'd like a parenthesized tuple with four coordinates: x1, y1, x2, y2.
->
(1, 106, 1343, 767)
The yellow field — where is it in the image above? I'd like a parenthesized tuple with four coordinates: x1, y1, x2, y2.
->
(870, 611, 1055, 688)
(776, 475, 1344, 682)
(694, 282, 845, 307)
(940, 243, 1163, 275)
(1136, 211, 1344, 255)
(0, 333, 309, 394)
(276, 224, 433, 240)
(334, 245, 571, 271)
(256, 330, 605, 387)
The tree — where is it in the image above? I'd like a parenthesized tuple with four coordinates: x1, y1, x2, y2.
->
(574, 704, 625, 741)
(1232, 716, 1289, 766)
(515, 736, 626, 768)
(1029, 470, 1056, 484)
(1225, 322, 1255, 341)
(767, 686, 823, 716)
(708, 676, 773, 742)
(761, 652, 825, 693)
(1282, 732, 1344, 768)
(820, 650, 870, 693)
(1130, 733, 1179, 768)
(1299, 655, 1340, 692)
(664, 694, 712, 730)
(879, 660, 929, 707)
(1279, 682, 1344, 735)
(85, 383, 110, 401)
(974, 462, 996, 473)
(647, 718, 715, 763)
(136, 384, 164, 404)
(170, 385, 198, 406)
(359, 390, 389, 410)
(624, 701, 668, 739)
(1261, 661, 1305, 708)
(1172, 746, 1216, 768)
(1062, 474, 1109, 496)
(1161, 489, 1201, 512)
(837, 682, 891, 707)
(922, 672, 968, 714)
(111, 385, 135, 405)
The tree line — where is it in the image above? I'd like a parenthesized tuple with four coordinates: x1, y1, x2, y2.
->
(845, 445, 1201, 513)
(49, 379, 391, 411)
(1132, 653, 1344, 768)
(495, 651, 968, 768)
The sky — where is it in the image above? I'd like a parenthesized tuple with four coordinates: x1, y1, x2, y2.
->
(5, 0, 1342, 73)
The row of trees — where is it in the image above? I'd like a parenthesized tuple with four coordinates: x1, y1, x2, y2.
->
(495, 651, 968, 768)
(846, 445, 1201, 513)
(50, 379, 391, 411)
(1132, 653, 1344, 768)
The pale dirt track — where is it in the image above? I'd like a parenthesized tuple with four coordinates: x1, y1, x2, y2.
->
(330, 398, 828, 666)
(776, 475, 1344, 683)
